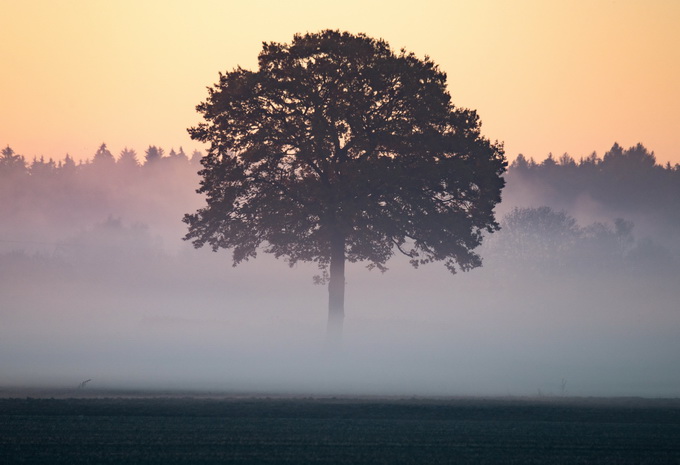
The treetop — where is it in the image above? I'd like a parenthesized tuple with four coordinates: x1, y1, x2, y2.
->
(185, 30, 506, 275)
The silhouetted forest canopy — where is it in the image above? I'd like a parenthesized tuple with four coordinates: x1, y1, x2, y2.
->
(2, 141, 678, 279)
(1, 143, 202, 251)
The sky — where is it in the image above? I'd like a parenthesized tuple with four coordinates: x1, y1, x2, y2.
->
(1, 0, 679, 165)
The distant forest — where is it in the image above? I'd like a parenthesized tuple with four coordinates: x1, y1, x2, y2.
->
(1, 141, 679, 279)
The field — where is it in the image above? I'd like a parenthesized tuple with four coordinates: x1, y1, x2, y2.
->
(2, 390, 680, 464)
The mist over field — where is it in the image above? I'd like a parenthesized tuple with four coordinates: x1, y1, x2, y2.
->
(1, 144, 679, 397)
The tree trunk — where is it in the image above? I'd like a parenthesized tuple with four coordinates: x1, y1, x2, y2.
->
(327, 231, 345, 346)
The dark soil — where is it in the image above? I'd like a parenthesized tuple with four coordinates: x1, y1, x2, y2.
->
(2, 391, 680, 464)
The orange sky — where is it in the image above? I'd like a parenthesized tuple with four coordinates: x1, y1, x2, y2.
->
(1, 0, 679, 165)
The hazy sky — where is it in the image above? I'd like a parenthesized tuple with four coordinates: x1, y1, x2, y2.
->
(1, 0, 679, 165)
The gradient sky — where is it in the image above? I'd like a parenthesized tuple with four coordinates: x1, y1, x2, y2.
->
(1, 0, 679, 165)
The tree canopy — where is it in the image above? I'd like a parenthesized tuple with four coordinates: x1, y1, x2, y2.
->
(184, 30, 507, 336)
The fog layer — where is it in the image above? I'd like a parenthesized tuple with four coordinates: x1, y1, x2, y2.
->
(1, 144, 679, 396)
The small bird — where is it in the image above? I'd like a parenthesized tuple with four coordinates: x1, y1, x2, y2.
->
(78, 379, 92, 389)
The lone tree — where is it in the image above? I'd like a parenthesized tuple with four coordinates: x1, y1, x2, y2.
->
(184, 30, 506, 340)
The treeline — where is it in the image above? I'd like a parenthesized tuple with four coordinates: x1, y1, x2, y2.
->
(1, 141, 678, 277)
(1, 143, 203, 174)
(504, 143, 680, 239)
(0, 143, 203, 252)
(489, 143, 680, 276)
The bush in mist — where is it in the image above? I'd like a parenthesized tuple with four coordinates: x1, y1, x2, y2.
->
(486, 206, 665, 274)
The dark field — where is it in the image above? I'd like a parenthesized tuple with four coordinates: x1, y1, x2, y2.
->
(2, 391, 680, 464)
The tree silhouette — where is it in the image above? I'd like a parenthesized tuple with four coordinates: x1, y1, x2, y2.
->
(601, 142, 656, 170)
(183, 30, 506, 339)
(144, 145, 164, 166)
(596, 143, 661, 209)
(60, 154, 77, 174)
(190, 149, 203, 166)
(30, 156, 57, 179)
(92, 143, 115, 167)
(168, 147, 189, 163)
(118, 147, 139, 169)
(0, 145, 28, 177)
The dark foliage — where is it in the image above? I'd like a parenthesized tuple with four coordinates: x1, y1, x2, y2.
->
(184, 30, 507, 275)
(506, 143, 680, 234)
